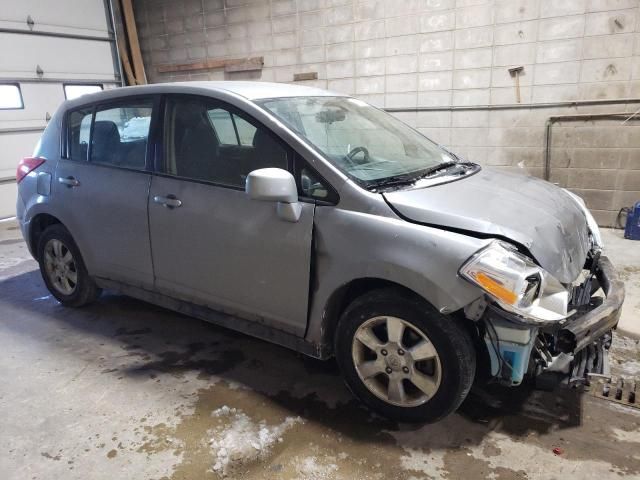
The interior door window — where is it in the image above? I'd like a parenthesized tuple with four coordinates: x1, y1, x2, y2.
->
(164, 97, 288, 188)
(207, 109, 237, 144)
(91, 101, 153, 169)
(234, 115, 257, 146)
(68, 108, 93, 161)
(300, 167, 330, 199)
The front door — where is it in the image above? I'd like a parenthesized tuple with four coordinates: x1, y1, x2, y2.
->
(54, 97, 156, 288)
(148, 95, 314, 335)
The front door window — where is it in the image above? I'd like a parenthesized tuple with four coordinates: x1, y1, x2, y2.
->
(163, 97, 288, 187)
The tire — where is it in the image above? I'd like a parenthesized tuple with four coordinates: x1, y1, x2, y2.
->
(37, 224, 101, 307)
(334, 287, 475, 423)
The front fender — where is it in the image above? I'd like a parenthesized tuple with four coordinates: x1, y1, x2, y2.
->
(306, 206, 491, 346)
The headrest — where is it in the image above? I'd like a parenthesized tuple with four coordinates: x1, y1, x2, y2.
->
(93, 121, 120, 143)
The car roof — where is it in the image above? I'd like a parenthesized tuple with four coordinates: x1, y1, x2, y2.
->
(62, 81, 347, 109)
(180, 81, 345, 100)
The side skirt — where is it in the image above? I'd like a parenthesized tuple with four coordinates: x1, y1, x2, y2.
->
(95, 277, 330, 359)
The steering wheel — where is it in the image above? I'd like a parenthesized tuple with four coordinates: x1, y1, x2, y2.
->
(346, 146, 370, 164)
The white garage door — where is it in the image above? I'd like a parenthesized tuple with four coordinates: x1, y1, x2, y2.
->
(0, 0, 121, 218)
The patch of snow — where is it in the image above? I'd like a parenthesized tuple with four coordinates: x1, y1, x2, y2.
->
(225, 380, 249, 391)
(604, 401, 640, 415)
(395, 448, 446, 480)
(209, 406, 302, 477)
(611, 427, 640, 443)
(612, 335, 640, 355)
(295, 455, 339, 479)
(620, 360, 640, 376)
(121, 116, 151, 141)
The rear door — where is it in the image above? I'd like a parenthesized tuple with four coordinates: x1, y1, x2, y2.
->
(53, 96, 156, 288)
(148, 95, 314, 335)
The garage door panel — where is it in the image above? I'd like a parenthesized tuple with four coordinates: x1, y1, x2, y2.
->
(0, 34, 117, 80)
(0, 84, 65, 127)
(0, 183, 18, 218)
(0, 0, 109, 37)
(0, 131, 43, 178)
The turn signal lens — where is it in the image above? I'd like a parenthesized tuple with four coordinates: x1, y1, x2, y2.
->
(17, 157, 45, 183)
(474, 272, 518, 305)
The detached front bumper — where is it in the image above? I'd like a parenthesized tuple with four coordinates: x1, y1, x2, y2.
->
(556, 255, 625, 354)
(481, 255, 625, 386)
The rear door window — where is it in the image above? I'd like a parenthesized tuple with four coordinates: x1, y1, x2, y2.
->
(91, 100, 153, 169)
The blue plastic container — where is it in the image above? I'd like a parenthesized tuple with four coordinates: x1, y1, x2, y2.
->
(625, 201, 640, 240)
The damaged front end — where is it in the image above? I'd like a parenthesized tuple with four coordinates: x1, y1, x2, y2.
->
(462, 245, 625, 388)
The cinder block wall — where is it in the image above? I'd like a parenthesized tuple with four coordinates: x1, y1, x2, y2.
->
(133, 0, 640, 226)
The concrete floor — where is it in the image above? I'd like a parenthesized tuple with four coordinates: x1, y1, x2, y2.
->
(1, 218, 639, 480)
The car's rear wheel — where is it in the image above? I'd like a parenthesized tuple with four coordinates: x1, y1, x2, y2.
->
(335, 288, 475, 423)
(37, 224, 101, 307)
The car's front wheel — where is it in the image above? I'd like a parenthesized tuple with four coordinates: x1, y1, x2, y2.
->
(335, 288, 476, 423)
(37, 224, 101, 307)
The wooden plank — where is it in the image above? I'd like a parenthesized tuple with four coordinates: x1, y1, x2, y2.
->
(224, 57, 264, 73)
(116, 35, 137, 85)
(293, 72, 318, 81)
(120, 0, 147, 84)
(157, 56, 264, 74)
(157, 58, 226, 73)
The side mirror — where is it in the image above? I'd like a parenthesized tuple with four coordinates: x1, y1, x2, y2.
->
(245, 168, 301, 222)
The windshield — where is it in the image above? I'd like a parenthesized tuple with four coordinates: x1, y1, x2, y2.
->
(257, 96, 457, 186)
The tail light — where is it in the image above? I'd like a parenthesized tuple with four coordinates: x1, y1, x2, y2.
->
(17, 157, 46, 183)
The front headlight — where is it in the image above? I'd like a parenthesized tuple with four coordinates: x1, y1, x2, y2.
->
(459, 241, 571, 324)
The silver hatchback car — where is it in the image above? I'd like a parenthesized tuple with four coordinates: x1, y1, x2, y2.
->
(16, 82, 624, 422)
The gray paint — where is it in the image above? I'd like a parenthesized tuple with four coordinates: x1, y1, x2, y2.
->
(148, 175, 314, 336)
(385, 168, 590, 283)
(53, 160, 155, 288)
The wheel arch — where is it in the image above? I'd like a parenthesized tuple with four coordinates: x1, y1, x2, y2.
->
(29, 213, 64, 258)
(318, 277, 427, 355)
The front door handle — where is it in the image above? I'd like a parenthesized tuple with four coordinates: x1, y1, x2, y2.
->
(58, 176, 80, 187)
(153, 195, 182, 209)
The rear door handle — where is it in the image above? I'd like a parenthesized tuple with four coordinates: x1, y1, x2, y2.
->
(58, 176, 80, 187)
(153, 195, 182, 209)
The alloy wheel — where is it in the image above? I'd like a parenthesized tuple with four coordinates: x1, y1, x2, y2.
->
(43, 238, 78, 296)
(351, 316, 442, 407)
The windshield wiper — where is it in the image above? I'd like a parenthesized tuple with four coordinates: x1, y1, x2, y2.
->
(365, 173, 419, 190)
(416, 161, 460, 177)
(365, 161, 476, 191)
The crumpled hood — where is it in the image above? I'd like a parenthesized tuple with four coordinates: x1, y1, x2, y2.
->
(383, 168, 590, 283)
